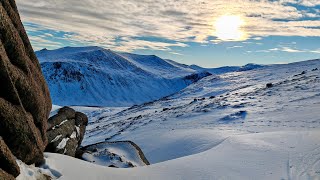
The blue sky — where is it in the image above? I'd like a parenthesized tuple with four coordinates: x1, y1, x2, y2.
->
(17, 0, 320, 67)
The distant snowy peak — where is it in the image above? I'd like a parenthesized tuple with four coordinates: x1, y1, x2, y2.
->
(189, 63, 264, 74)
(118, 53, 196, 78)
(37, 46, 263, 75)
(37, 46, 210, 107)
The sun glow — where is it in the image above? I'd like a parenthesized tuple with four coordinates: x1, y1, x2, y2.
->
(215, 15, 246, 41)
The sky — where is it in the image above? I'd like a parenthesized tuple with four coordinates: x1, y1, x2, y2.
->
(16, 0, 320, 67)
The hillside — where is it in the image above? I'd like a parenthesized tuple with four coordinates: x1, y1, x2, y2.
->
(17, 59, 320, 179)
(37, 47, 210, 107)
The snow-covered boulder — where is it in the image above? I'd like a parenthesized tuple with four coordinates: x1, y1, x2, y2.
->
(46, 107, 88, 157)
(79, 141, 150, 168)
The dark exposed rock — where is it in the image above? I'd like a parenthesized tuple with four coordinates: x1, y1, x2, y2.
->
(0, 137, 20, 177)
(0, 0, 51, 165)
(46, 107, 87, 157)
(40, 174, 52, 180)
(108, 165, 118, 168)
(63, 138, 80, 157)
(183, 71, 212, 83)
(127, 162, 134, 168)
(75, 112, 89, 126)
(75, 112, 88, 146)
(0, 168, 14, 180)
(294, 71, 307, 77)
(266, 83, 273, 88)
(127, 141, 150, 165)
(58, 106, 76, 119)
(75, 149, 85, 159)
(47, 113, 68, 130)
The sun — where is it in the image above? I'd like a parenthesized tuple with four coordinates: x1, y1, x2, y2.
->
(214, 15, 246, 41)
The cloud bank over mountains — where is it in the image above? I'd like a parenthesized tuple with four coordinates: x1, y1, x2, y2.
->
(17, 0, 320, 52)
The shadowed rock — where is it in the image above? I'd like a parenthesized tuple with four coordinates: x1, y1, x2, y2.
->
(0, 0, 51, 165)
(266, 83, 273, 88)
(0, 168, 14, 180)
(46, 107, 87, 157)
(0, 137, 20, 177)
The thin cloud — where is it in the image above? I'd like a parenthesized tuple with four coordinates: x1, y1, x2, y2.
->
(256, 47, 320, 54)
(310, 49, 320, 54)
(227, 46, 243, 49)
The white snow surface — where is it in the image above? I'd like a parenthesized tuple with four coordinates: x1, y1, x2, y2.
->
(16, 160, 56, 180)
(41, 131, 320, 180)
(21, 59, 320, 179)
(56, 138, 69, 150)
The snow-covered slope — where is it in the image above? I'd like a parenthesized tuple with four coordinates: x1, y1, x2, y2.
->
(190, 63, 264, 74)
(31, 131, 320, 180)
(37, 47, 210, 107)
(80, 58, 320, 161)
(18, 59, 320, 179)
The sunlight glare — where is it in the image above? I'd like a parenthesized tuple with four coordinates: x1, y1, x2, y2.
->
(215, 15, 246, 41)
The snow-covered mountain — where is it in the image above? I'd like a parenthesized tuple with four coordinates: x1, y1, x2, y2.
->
(19, 59, 320, 179)
(37, 46, 265, 107)
(37, 46, 211, 107)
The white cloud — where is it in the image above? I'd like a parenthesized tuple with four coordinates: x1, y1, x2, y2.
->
(227, 46, 243, 49)
(257, 46, 320, 54)
(310, 49, 320, 54)
(281, 0, 320, 7)
(169, 52, 184, 56)
(44, 33, 53, 37)
(28, 36, 62, 50)
(299, 0, 320, 7)
(16, 0, 320, 51)
(281, 46, 305, 52)
(252, 37, 263, 40)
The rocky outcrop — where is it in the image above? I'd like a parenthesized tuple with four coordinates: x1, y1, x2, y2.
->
(79, 141, 150, 168)
(46, 107, 88, 157)
(0, 137, 20, 178)
(0, 0, 51, 167)
(0, 168, 14, 180)
(183, 71, 212, 83)
(266, 83, 273, 88)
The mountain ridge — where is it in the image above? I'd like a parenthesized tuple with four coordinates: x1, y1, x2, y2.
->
(37, 46, 212, 107)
